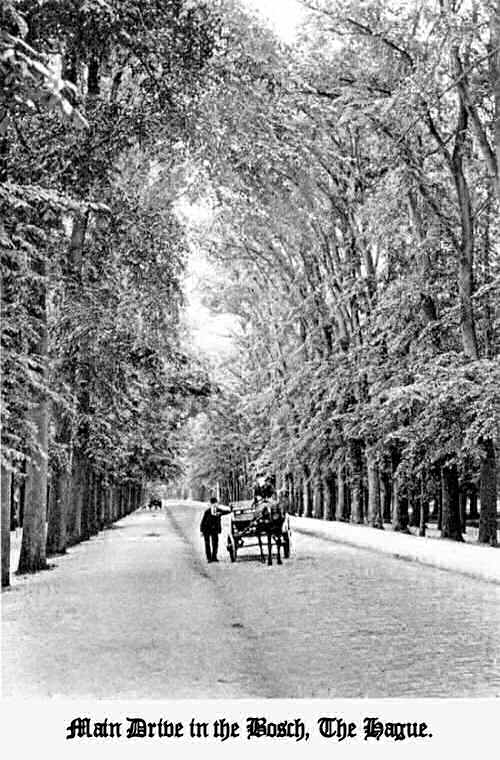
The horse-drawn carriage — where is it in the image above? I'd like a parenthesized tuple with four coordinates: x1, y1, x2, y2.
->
(226, 474, 292, 565)
(226, 500, 291, 564)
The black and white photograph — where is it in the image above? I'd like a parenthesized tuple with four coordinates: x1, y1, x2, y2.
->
(1, 0, 499, 753)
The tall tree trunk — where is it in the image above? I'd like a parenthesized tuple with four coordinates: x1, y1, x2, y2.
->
(407, 190, 439, 335)
(98, 475, 105, 530)
(491, 0, 500, 201)
(478, 439, 498, 546)
(80, 462, 92, 541)
(313, 473, 323, 519)
(441, 464, 463, 541)
(336, 460, 346, 520)
(18, 398, 49, 573)
(452, 84, 479, 359)
(46, 414, 72, 554)
(46, 467, 69, 556)
(119, 484, 125, 518)
(481, 192, 495, 357)
(1, 464, 11, 587)
(119, 484, 125, 517)
(459, 487, 467, 534)
(104, 484, 112, 526)
(18, 260, 49, 573)
(366, 447, 383, 528)
(295, 476, 304, 516)
(303, 467, 313, 518)
(112, 483, 118, 520)
(10, 475, 17, 530)
(18, 467, 25, 527)
(391, 454, 409, 533)
(286, 472, 296, 515)
(349, 441, 363, 524)
(67, 457, 84, 546)
(392, 485, 410, 533)
(323, 473, 335, 520)
(380, 470, 391, 523)
(89, 470, 99, 535)
(419, 477, 427, 537)
(435, 472, 443, 530)
(429, 53, 479, 358)
(115, 485, 121, 520)
(66, 211, 92, 542)
(111, 486, 118, 522)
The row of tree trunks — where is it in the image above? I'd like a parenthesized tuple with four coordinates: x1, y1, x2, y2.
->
(217, 475, 253, 505)
(49, 476, 141, 555)
(2, 458, 142, 586)
(284, 451, 494, 545)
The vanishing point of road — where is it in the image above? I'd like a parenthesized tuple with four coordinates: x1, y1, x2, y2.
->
(2, 501, 499, 698)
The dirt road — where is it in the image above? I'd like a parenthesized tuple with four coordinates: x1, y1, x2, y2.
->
(2, 501, 499, 698)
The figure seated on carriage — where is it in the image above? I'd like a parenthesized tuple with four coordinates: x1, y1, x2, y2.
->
(226, 467, 292, 565)
(253, 472, 276, 503)
(148, 496, 162, 510)
(252, 472, 291, 565)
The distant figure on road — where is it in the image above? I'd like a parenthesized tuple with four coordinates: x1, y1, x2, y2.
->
(200, 497, 231, 563)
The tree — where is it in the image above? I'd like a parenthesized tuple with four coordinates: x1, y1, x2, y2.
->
(2, 0, 222, 577)
(180, 0, 499, 547)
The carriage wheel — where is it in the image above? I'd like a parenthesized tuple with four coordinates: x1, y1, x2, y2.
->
(282, 532, 291, 559)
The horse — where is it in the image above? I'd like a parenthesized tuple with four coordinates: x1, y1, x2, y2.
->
(255, 499, 286, 566)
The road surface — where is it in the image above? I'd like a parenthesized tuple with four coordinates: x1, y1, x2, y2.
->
(2, 501, 499, 698)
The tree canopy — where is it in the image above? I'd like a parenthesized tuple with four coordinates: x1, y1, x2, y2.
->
(182, 0, 499, 545)
(1, 0, 499, 588)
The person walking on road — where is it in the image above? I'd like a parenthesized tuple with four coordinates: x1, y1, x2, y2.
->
(200, 497, 231, 562)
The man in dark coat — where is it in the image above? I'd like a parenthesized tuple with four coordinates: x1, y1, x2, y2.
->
(200, 497, 231, 562)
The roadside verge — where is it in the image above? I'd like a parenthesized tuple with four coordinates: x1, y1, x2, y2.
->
(291, 515, 500, 584)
